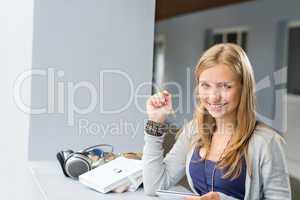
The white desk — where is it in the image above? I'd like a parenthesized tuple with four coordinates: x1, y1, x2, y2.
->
(28, 161, 189, 200)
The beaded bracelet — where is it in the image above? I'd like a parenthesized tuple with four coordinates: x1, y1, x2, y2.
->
(145, 120, 167, 137)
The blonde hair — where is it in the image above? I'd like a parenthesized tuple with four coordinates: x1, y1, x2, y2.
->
(193, 43, 257, 179)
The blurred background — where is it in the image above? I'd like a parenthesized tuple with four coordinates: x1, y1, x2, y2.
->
(0, 0, 299, 199)
(153, 0, 300, 198)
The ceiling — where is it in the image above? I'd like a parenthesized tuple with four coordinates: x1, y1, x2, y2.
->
(155, 0, 254, 21)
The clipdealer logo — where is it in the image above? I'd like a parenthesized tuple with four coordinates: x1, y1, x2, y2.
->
(13, 66, 287, 134)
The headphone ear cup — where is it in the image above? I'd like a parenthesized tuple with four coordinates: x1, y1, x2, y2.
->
(56, 151, 70, 177)
(64, 153, 92, 179)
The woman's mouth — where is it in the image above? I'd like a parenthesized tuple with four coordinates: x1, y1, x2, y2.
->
(208, 103, 228, 111)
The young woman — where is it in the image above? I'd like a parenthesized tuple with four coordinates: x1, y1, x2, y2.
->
(143, 43, 291, 200)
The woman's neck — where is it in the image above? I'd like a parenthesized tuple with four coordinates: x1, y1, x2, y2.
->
(214, 114, 237, 136)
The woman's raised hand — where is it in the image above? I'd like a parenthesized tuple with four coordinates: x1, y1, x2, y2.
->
(146, 90, 173, 124)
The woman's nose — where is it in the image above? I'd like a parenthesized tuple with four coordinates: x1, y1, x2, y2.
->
(208, 88, 222, 102)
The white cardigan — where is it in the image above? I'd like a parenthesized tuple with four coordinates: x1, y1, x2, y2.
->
(142, 120, 291, 200)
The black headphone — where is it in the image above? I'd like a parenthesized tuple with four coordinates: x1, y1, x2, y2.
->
(56, 144, 114, 179)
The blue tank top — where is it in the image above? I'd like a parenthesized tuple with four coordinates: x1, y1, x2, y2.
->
(189, 146, 246, 199)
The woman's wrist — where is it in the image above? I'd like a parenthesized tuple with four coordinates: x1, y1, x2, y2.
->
(148, 116, 166, 124)
(144, 120, 167, 137)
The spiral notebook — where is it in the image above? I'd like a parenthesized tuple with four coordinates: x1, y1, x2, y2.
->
(79, 156, 143, 193)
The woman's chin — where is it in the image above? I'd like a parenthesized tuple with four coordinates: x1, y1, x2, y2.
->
(209, 112, 226, 119)
(207, 109, 228, 118)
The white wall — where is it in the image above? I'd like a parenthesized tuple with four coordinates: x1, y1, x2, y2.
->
(286, 95, 300, 179)
(0, 0, 42, 199)
(28, 0, 156, 159)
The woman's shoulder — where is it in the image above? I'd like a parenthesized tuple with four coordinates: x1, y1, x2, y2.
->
(250, 121, 285, 151)
(253, 121, 283, 140)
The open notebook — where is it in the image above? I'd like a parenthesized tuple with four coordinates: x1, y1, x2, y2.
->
(79, 156, 143, 193)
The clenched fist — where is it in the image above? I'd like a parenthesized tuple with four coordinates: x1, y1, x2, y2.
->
(146, 90, 173, 124)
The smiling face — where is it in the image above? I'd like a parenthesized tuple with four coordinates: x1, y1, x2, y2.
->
(198, 64, 242, 119)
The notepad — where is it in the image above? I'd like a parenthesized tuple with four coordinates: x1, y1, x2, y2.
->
(79, 156, 143, 193)
(156, 189, 198, 200)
